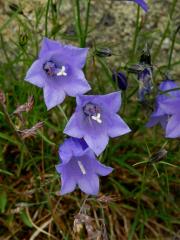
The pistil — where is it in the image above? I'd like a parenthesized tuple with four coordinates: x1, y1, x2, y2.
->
(56, 66, 67, 76)
(78, 161, 86, 175)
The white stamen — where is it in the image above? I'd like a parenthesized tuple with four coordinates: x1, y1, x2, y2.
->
(57, 66, 67, 76)
(91, 113, 102, 124)
(78, 161, 86, 175)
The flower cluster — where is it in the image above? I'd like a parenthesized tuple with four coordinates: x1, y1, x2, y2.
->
(25, 38, 131, 195)
(24, 1, 180, 197)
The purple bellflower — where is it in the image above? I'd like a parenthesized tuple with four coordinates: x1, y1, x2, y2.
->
(64, 92, 131, 156)
(146, 79, 180, 131)
(25, 38, 91, 110)
(56, 138, 113, 195)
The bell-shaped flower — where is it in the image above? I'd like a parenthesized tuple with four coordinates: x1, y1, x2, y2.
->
(132, 0, 148, 12)
(56, 138, 113, 195)
(25, 38, 91, 110)
(64, 92, 131, 156)
(146, 79, 180, 130)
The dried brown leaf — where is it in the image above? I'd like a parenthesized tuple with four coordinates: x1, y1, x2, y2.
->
(17, 121, 43, 139)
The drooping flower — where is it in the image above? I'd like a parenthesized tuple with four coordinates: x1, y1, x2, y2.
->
(25, 38, 91, 110)
(131, 0, 148, 12)
(138, 67, 153, 102)
(64, 92, 131, 156)
(112, 71, 128, 90)
(56, 138, 113, 195)
(128, 45, 153, 101)
(146, 79, 180, 131)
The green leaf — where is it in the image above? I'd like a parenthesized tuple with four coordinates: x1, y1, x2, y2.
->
(20, 210, 33, 228)
(0, 191, 7, 213)
(0, 169, 14, 176)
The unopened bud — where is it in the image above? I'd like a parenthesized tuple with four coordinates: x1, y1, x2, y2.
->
(112, 71, 128, 90)
(95, 48, 112, 57)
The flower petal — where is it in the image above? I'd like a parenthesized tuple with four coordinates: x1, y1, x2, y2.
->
(60, 174, 76, 195)
(43, 83, 66, 110)
(76, 92, 121, 113)
(56, 163, 77, 195)
(78, 174, 99, 195)
(99, 92, 121, 113)
(64, 113, 84, 138)
(165, 115, 180, 138)
(84, 132, 109, 156)
(39, 38, 89, 69)
(25, 60, 45, 88)
(107, 114, 131, 138)
(39, 37, 62, 58)
(58, 140, 73, 164)
(94, 160, 113, 176)
(60, 45, 89, 69)
(158, 99, 180, 115)
(64, 70, 91, 96)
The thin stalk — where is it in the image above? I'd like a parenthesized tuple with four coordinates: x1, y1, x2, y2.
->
(168, 26, 180, 70)
(74, 0, 83, 47)
(82, 0, 91, 47)
(131, 5, 140, 59)
(45, 0, 51, 37)
(127, 85, 139, 100)
(41, 126, 45, 182)
(122, 91, 127, 115)
(153, 0, 178, 61)
(0, 102, 23, 145)
(57, 105, 68, 123)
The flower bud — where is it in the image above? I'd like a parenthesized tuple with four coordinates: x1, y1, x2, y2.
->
(19, 33, 28, 47)
(112, 71, 128, 90)
(94, 48, 112, 57)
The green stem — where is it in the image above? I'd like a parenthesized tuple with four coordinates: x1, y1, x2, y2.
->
(0, 102, 23, 145)
(45, 0, 51, 37)
(82, 0, 91, 47)
(74, 0, 83, 47)
(57, 105, 68, 123)
(153, 0, 178, 61)
(131, 5, 140, 60)
(168, 26, 180, 70)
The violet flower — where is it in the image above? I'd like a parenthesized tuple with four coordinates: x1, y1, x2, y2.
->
(146, 79, 180, 130)
(64, 92, 131, 156)
(56, 138, 113, 195)
(25, 38, 91, 110)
